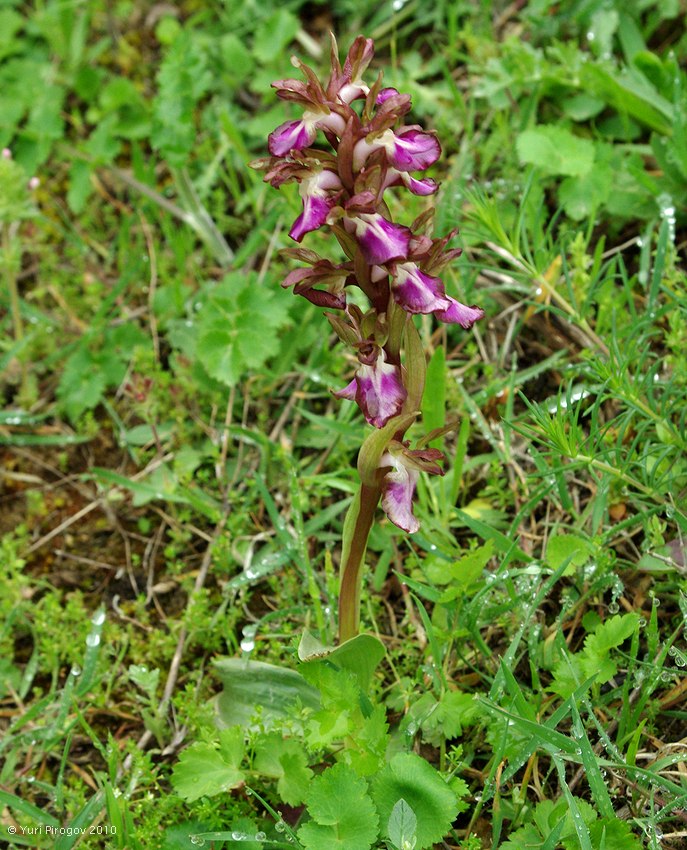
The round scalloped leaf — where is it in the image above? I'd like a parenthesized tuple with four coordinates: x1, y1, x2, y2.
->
(371, 753, 458, 849)
(298, 763, 378, 850)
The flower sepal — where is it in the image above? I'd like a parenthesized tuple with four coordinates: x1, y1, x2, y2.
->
(378, 440, 445, 533)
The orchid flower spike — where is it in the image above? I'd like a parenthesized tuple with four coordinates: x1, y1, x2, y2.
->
(252, 34, 485, 538)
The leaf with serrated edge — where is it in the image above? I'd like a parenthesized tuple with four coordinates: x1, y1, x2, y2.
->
(298, 763, 378, 850)
(171, 743, 244, 803)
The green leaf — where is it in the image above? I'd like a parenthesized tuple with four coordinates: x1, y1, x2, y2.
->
(580, 819, 643, 850)
(298, 763, 379, 850)
(171, 741, 244, 802)
(298, 631, 386, 692)
(253, 10, 300, 65)
(195, 272, 290, 387)
(421, 345, 445, 441)
(545, 534, 593, 574)
(253, 734, 313, 805)
(151, 32, 211, 167)
(580, 63, 673, 134)
(57, 347, 107, 421)
(516, 125, 595, 177)
(435, 540, 494, 597)
(579, 613, 640, 682)
(500, 823, 544, 849)
(67, 159, 92, 214)
(214, 658, 320, 728)
(372, 753, 458, 850)
(278, 752, 314, 806)
(388, 799, 417, 850)
(559, 162, 613, 220)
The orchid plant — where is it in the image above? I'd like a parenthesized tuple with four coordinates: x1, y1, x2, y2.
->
(252, 36, 483, 644)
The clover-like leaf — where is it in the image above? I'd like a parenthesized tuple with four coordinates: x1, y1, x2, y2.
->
(371, 753, 458, 849)
(298, 763, 379, 850)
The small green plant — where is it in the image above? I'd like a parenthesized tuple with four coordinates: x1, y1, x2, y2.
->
(171, 658, 469, 849)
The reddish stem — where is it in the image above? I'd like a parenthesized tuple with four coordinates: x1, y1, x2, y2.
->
(338, 483, 381, 643)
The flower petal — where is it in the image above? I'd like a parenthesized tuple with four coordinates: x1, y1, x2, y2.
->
(354, 358, 407, 427)
(334, 352, 407, 428)
(333, 378, 357, 401)
(391, 263, 451, 314)
(434, 297, 485, 328)
(380, 452, 420, 533)
(386, 127, 441, 171)
(353, 214, 411, 265)
(289, 195, 332, 242)
(376, 87, 400, 105)
(401, 174, 439, 195)
(268, 119, 316, 156)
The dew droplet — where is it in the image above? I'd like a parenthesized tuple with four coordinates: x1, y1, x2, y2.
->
(86, 633, 100, 648)
(190, 836, 205, 847)
(275, 821, 286, 833)
(91, 609, 106, 626)
(255, 832, 266, 841)
(70, 665, 81, 677)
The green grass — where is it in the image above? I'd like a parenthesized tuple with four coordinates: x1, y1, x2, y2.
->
(1, 1, 686, 848)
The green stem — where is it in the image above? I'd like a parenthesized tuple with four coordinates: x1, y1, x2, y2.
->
(338, 483, 381, 643)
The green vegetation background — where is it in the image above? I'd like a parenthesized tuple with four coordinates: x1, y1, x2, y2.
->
(0, 1, 685, 848)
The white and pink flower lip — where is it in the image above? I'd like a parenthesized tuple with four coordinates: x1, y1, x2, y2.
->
(350, 213, 412, 266)
(383, 169, 438, 196)
(268, 110, 346, 157)
(334, 349, 407, 428)
(390, 263, 451, 314)
(353, 126, 441, 172)
(434, 299, 485, 328)
(379, 444, 444, 533)
(289, 169, 343, 243)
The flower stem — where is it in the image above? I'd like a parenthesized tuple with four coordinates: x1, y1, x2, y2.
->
(338, 482, 381, 643)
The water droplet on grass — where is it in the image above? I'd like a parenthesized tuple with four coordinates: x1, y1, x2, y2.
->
(255, 832, 266, 841)
(91, 609, 106, 626)
(275, 820, 286, 833)
(86, 633, 100, 647)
